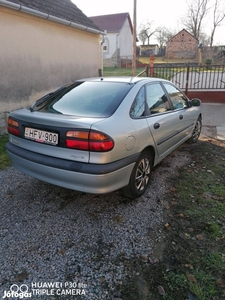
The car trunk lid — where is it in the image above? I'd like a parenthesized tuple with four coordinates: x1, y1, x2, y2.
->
(8, 109, 104, 163)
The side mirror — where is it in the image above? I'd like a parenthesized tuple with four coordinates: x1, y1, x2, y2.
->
(191, 98, 201, 107)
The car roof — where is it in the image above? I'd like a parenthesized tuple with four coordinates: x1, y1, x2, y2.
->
(76, 77, 169, 84)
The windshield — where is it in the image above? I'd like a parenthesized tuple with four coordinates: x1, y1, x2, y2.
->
(34, 81, 132, 117)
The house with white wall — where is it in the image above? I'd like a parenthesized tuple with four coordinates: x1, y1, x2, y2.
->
(90, 13, 133, 67)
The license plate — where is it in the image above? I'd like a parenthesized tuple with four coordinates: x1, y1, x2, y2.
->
(25, 127, 58, 145)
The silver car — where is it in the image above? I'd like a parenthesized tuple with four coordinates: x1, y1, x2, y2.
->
(6, 77, 202, 198)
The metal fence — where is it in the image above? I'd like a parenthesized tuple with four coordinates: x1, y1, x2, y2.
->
(145, 64, 225, 94)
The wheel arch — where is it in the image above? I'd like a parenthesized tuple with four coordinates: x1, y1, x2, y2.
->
(141, 145, 155, 165)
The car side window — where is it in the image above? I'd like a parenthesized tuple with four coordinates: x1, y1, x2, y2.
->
(163, 83, 188, 110)
(146, 83, 171, 114)
(130, 86, 146, 118)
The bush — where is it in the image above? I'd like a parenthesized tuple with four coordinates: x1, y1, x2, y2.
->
(205, 58, 212, 70)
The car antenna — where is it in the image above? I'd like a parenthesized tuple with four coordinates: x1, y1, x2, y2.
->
(129, 77, 134, 84)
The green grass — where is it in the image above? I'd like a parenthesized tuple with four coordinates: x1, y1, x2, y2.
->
(0, 134, 11, 169)
(103, 67, 147, 77)
(162, 141, 225, 299)
(103, 66, 178, 79)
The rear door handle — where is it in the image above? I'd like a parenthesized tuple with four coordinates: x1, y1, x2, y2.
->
(179, 115, 183, 120)
(154, 123, 160, 129)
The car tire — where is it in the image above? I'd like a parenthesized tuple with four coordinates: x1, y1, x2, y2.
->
(188, 116, 202, 143)
(122, 151, 153, 199)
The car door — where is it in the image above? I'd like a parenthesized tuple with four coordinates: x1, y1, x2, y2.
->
(145, 82, 184, 158)
(162, 82, 195, 141)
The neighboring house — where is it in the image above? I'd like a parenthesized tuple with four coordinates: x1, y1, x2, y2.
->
(90, 13, 133, 67)
(0, 0, 103, 132)
(140, 44, 159, 56)
(166, 29, 198, 59)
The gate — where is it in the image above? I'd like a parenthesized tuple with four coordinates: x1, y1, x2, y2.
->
(144, 64, 225, 103)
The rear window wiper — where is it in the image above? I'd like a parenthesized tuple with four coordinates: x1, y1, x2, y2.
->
(30, 92, 52, 112)
(30, 82, 75, 112)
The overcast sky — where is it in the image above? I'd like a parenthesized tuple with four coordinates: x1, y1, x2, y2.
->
(72, 0, 225, 45)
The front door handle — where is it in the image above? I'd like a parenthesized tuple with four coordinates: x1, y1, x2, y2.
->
(154, 123, 160, 129)
(179, 115, 183, 120)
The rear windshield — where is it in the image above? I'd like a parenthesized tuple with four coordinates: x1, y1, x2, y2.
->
(33, 81, 132, 117)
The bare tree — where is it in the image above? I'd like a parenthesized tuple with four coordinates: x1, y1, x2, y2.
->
(138, 29, 148, 45)
(210, 0, 225, 47)
(182, 0, 209, 40)
(138, 21, 155, 45)
(155, 27, 174, 48)
(198, 32, 210, 47)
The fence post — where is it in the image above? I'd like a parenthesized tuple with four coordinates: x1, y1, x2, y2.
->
(145, 65, 149, 77)
(185, 63, 190, 95)
(149, 55, 155, 77)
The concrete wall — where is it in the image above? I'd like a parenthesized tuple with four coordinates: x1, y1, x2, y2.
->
(0, 6, 101, 120)
(186, 91, 225, 104)
(166, 30, 198, 59)
(103, 49, 120, 67)
(0, 112, 8, 136)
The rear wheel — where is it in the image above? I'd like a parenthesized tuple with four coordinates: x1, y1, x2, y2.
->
(189, 116, 202, 143)
(122, 151, 153, 199)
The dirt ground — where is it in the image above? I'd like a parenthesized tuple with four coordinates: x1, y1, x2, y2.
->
(120, 129, 225, 300)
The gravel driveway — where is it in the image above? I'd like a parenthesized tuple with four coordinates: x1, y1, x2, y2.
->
(0, 144, 192, 299)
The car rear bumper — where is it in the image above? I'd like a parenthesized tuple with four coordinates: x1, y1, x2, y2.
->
(6, 143, 137, 194)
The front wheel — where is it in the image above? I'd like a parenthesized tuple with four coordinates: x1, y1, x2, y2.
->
(188, 116, 202, 143)
(122, 151, 153, 199)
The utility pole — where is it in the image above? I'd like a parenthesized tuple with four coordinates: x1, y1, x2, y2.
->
(132, 0, 137, 76)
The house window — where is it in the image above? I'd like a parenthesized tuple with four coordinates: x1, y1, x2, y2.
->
(103, 38, 109, 53)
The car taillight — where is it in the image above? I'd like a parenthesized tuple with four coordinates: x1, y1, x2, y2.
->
(7, 117, 20, 136)
(66, 130, 114, 152)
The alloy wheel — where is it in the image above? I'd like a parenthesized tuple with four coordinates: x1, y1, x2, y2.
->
(135, 157, 151, 191)
(192, 118, 202, 142)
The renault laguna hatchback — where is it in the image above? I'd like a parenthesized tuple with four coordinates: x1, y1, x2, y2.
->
(6, 77, 202, 198)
